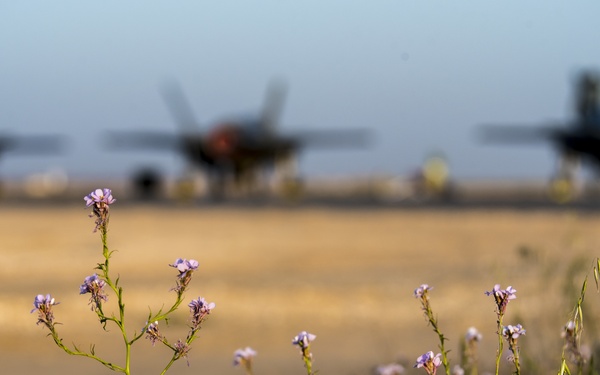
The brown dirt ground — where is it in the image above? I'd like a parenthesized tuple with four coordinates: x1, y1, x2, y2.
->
(1, 206, 600, 374)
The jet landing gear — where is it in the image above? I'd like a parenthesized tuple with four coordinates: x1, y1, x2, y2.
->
(548, 153, 580, 204)
(174, 177, 196, 202)
(273, 154, 304, 201)
(548, 178, 576, 204)
(131, 168, 163, 201)
(277, 176, 304, 201)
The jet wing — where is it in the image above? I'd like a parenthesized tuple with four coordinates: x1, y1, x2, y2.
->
(477, 124, 565, 144)
(0, 134, 65, 154)
(105, 131, 183, 151)
(286, 128, 371, 149)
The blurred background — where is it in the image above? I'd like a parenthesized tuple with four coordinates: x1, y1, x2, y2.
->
(0, 1, 599, 203)
(2, 2, 600, 375)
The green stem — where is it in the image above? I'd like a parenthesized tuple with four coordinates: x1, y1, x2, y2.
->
(423, 299, 450, 375)
(495, 314, 504, 375)
(465, 340, 479, 375)
(98, 223, 132, 375)
(511, 344, 521, 375)
(302, 352, 313, 375)
(48, 324, 126, 373)
(160, 357, 178, 375)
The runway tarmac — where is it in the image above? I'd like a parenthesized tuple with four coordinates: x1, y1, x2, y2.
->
(3, 177, 600, 212)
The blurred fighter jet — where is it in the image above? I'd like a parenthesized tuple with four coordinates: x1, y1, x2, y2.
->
(0, 132, 66, 196)
(478, 70, 600, 202)
(107, 80, 369, 199)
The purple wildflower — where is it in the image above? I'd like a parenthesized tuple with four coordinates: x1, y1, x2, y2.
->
(502, 324, 526, 340)
(174, 339, 191, 366)
(79, 274, 108, 310)
(375, 363, 405, 375)
(84, 188, 116, 232)
(171, 258, 199, 277)
(414, 351, 442, 375)
(84, 188, 116, 206)
(170, 258, 199, 293)
(189, 297, 215, 329)
(414, 284, 433, 299)
(233, 346, 257, 367)
(485, 284, 517, 315)
(31, 294, 59, 328)
(465, 326, 482, 342)
(502, 324, 525, 365)
(292, 331, 317, 348)
(463, 326, 482, 373)
(293, 331, 317, 374)
(144, 321, 162, 346)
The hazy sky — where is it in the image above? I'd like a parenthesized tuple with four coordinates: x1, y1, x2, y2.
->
(1, 1, 599, 181)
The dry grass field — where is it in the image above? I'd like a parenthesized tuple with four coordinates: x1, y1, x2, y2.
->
(2, 204, 600, 374)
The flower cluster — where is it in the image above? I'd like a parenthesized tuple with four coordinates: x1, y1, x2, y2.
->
(502, 324, 526, 340)
(174, 340, 191, 366)
(171, 258, 199, 277)
(31, 294, 59, 328)
(414, 284, 433, 299)
(144, 321, 162, 346)
(465, 326, 482, 343)
(233, 346, 257, 374)
(170, 258, 199, 293)
(414, 351, 442, 375)
(233, 346, 257, 365)
(502, 324, 526, 365)
(79, 274, 108, 310)
(293, 331, 316, 349)
(485, 284, 517, 315)
(84, 188, 116, 232)
(189, 297, 215, 329)
(375, 363, 405, 375)
(461, 326, 482, 373)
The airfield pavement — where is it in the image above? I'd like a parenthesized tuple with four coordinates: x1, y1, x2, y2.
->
(2, 204, 600, 374)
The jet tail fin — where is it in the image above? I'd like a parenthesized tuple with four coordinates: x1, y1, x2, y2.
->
(575, 71, 600, 125)
(260, 79, 287, 137)
(159, 80, 202, 133)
